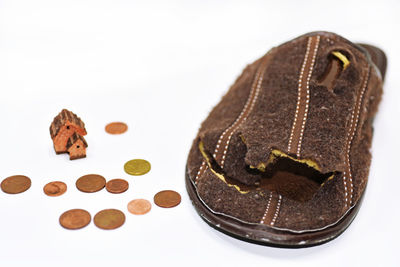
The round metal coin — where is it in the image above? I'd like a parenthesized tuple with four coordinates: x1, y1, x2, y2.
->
(43, 181, 67, 196)
(105, 122, 128, 134)
(94, 209, 125, 230)
(106, 179, 129, 194)
(154, 190, 181, 208)
(1, 175, 31, 194)
(127, 199, 151, 215)
(59, 209, 91, 230)
(76, 174, 106, 193)
(124, 159, 151, 176)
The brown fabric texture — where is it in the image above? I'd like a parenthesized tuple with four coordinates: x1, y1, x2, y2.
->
(186, 31, 385, 231)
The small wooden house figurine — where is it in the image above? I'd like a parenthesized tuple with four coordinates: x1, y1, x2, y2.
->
(50, 109, 88, 160)
(67, 132, 88, 160)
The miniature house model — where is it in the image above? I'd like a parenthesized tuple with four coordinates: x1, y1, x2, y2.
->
(67, 132, 88, 160)
(50, 109, 88, 160)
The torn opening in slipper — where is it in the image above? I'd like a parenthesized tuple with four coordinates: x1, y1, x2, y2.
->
(186, 31, 386, 248)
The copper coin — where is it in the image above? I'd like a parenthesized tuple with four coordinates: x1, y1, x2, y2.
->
(59, 209, 91, 230)
(43, 181, 67, 196)
(154, 190, 181, 208)
(124, 159, 151, 175)
(105, 122, 128, 134)
(127, 199, 151, 215)
(94, 209, 125, 230)
(76, 174, 106, 193)
(1, 175, 31, 194)
(106, 179, 129, 194)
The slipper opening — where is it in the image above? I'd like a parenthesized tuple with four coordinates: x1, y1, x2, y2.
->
(199, 141, 336, 202)
(253, 155, 335, 202)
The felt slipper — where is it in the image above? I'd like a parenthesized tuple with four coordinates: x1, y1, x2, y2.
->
(186, 31, 386, 248)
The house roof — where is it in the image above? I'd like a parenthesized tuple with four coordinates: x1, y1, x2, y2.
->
(66, 132, 88, 149)
(50, 109, 86, 138)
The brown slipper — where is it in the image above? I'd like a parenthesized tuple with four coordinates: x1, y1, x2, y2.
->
(186, 31, 386, 248)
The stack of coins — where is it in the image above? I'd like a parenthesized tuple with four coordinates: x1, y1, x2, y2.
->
(44, 181, 67, 196)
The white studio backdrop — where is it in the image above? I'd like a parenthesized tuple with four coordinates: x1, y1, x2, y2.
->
(0, 0, 399, 266)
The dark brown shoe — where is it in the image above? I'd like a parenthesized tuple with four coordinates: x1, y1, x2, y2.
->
(186, 31, 386, 248)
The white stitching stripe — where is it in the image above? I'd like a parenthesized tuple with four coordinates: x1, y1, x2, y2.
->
(343, 67, 370, 207)
(214, 60, 266, 168)
(260, 192, 273, 224)
(263, 36, 320, 227)
(287, 35, 320, 157)
(296, 35, 320, 157)
(194, 58, 267, 184)
(270, 195, 282, 226)
(288, 37, 312, 153)
(194, 160, 208, 184)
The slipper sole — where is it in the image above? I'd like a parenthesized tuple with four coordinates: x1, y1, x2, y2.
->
(186, 167, 365, 248)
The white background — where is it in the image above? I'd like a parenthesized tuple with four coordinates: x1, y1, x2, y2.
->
(0, 0, 399, 266)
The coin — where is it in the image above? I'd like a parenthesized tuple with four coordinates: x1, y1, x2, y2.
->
(154, 190, 181, 208)
(106, 179, 129, 194)
(105, 122, 128, 134)
(94, 209, 125, 230)
(59, 209, 91, 230)
(76, 174, 106, 193)
(43, 181, 67, 196)
(127, 199, 151, 215)
(1, 175, 31, 194)
(124, 159, 151, 175)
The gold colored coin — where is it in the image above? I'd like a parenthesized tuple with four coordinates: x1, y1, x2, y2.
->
(43, 181, 67, 196)
(1, 175, 31, 194)
(127, 199, 151, 215)
(154, 190, 181, 208)
(124, 159, 151, 176)
(76, 174, 106, 193)
(106, 179, 129, 194)
(94, 209, 125, 230)
(105, 122, 128, 134)
(59, 209, 91, 230)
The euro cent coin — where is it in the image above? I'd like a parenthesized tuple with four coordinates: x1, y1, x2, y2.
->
(59, 209, 91, 230)
(76, 174, 106, 193)
(1, 175, 31, 194)
(105, 122, 128, 134)
(106, 179, 129, 194)
(94, 209, 125, 230)
(154, 190, 181, 208)
(127, 199, 151, 215)
(124, 159, 151, 176)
